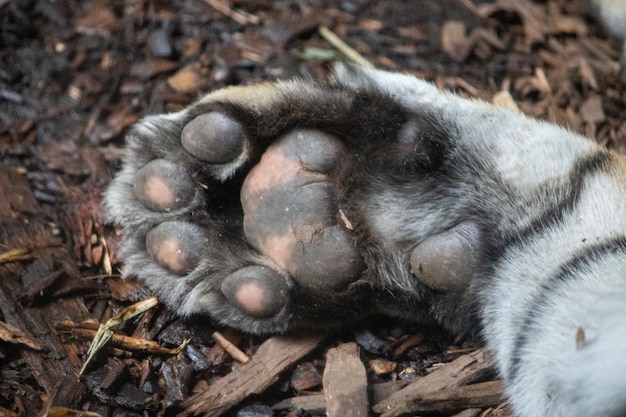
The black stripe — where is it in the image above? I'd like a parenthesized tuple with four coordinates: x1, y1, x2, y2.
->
(507, 236, 626, 384)
(509, 150, 612, 246)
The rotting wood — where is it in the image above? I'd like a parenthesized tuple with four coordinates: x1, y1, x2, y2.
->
(323, 342, 368, 417)
(373, 348, 497, 417)
(180, 335, 324, 417)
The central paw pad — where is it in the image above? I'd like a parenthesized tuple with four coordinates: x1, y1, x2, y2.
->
(241, 130, 363, 291)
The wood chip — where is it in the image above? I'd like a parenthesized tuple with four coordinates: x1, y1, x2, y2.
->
(408, 380, 505, 414)
(371, 380, 412, 404)
(373, 348, 496, 417)
(580, 95, 605, 124)
(451, 408, 483, 417)
(291, 362, 322, 392)
(130, 59, 180, 80)
(579, 58, 599, 91)
(493, 90, 521, 112)
(180, 336, 324, 417)
(368, 358, 397, 375)
(392, 332, 424, 357)
(441, 21, 468, 62)
(167, 64, 206, 94)
(272, 394, 326, 414)
(323, 342, 368, 417)
(0, 320, 42, 350)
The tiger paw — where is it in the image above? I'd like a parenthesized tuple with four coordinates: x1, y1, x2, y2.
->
(105, 69, 482, 334)
(106, 104, 373, 333)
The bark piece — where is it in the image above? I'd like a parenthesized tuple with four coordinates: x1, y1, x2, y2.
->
(373, 348, 497, 417)
(168, 64, 207, 94)
(291, 362, 322, 392)
(408, 380, 504, 414)
(181, 336, 323, 417)
(0, 320, 42, 350)
(370, 380, 412, 405)
(441, 21, 468, 62)
(323, 342, 368, 417)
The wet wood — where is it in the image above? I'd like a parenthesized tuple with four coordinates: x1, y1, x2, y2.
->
(181, 335, 323, 417)
(323, 342, 368, 417)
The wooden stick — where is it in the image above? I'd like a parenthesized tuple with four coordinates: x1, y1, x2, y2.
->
(318, 26, 375, 68)
(202, 0, 259, 25)
(56, 321, 187, 356)
(212, 331, 250, 364)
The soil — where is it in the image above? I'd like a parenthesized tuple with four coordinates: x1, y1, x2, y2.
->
(0, 0, 624, 416)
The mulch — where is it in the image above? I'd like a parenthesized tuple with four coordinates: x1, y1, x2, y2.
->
(0, 0, 624, 416)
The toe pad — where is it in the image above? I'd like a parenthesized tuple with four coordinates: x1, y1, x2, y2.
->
(146, 221, 207, 275)
(221, 266, 289, 318)
(181, 113, 244, 163)
(134, 159, 195, 212)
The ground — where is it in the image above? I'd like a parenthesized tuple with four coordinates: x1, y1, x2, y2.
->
(0, 0, 624, 416)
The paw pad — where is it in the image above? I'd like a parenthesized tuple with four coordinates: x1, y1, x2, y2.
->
(134, 159, 195, 212)
(241, 130, 363, 291)
(410, 222, 480, 293)
(221, 266, 289, 318)
(146, 221, 207, 275)
(181, 113, 244, 163)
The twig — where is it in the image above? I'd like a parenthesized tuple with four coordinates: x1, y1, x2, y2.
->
(0, 247, 33, 264)
(71, 297, 165, 377)
(456, 0, 482, 18)
(203, 0, 259, 25)
(57, 321, 188, 356)
(318, 26, 375, 68)
(212, 331, 250, 364)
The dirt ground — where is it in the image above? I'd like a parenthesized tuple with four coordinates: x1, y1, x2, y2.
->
(0, 0, 624, 416)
